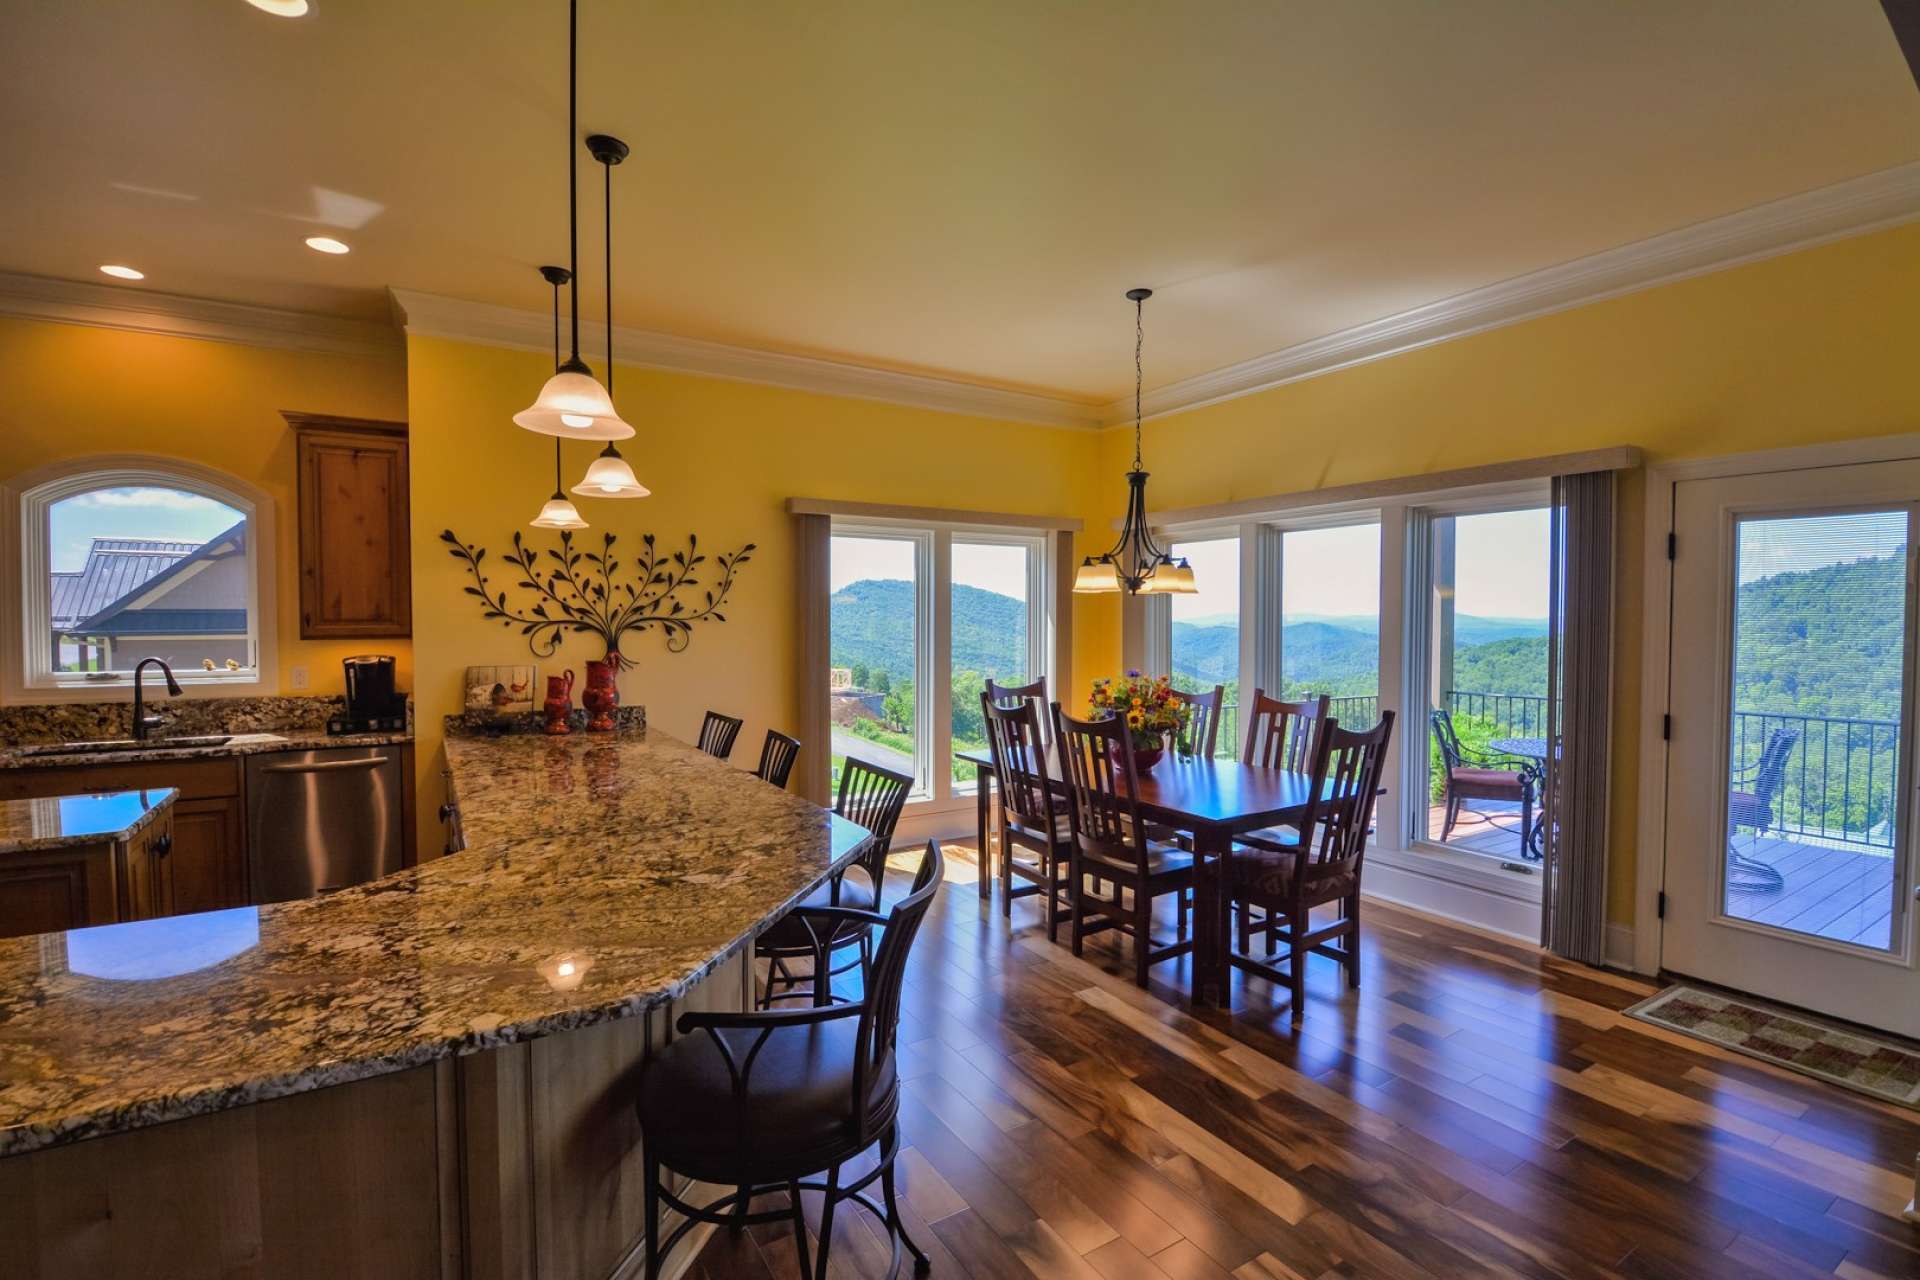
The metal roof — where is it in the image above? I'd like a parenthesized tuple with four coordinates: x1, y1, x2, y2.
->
(49, 538, 198, 630)
(78, 522, 248, 634)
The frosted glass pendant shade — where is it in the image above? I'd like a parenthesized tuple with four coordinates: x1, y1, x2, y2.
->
(530, 493, 589, 529)
(571, 449, 651, 499)
(513, 366, 635, 440)
(1139, 561, 1197, 594)
(1073, 559, 1120, 593)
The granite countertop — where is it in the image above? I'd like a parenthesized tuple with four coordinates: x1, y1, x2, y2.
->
(0, 728, 870, 1157)
(0, 729, 411, 771)
(0, 788, 177, 855)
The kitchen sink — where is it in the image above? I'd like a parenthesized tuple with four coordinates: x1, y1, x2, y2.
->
(12, 733, 282, 758)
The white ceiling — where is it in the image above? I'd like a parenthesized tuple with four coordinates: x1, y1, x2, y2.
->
(3, 1, 1916, 405)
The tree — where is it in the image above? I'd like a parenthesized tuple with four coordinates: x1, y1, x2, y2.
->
(951, 670, 986, 743)
(883, 679, 915, 732)
(872, 668, 892, 695)
(850, 660, 871, 690)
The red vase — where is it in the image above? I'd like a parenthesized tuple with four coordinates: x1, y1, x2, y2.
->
(1109, 741, 1164, 775)
(582, 658, 619, 732)
(543, 669, 575, 735)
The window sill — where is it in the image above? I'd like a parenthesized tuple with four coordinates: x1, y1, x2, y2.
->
(10, 673, 278, 703)
(1373, 841, 1544, 903)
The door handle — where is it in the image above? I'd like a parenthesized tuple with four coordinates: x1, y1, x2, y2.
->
(259, 756, 389, 774)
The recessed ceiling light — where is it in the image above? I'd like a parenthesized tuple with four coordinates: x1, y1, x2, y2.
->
(304, 235, 350, 255)
(245, 0, 310, 15)
(99, 265, 145, 280)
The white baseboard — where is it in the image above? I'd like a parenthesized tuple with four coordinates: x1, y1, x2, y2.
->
(1362, 853, 1540, 942)
(1604, 923, 1640, 973)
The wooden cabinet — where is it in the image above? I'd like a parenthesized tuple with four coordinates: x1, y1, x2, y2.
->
(288, 412, 411, 639)
(0, 841, 119, 936)
(0, 758, 247, 915)
(122, 808, 177, 921)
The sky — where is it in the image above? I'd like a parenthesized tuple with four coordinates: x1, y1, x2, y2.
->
(49, 487, 243, 573)
(1737, 510, 1906, 584)
(831, 534, 1032, 596)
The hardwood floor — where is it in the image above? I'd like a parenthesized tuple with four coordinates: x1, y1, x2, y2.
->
(693, 844, 1920, 1279)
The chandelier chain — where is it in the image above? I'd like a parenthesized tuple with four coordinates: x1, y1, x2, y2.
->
(1133, 294, 1144, 471)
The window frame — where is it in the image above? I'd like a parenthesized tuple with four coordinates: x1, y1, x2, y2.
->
(829, 516, 1052, 814)
(1149, 478, 1552, 915)
(2, 456, 280, 702)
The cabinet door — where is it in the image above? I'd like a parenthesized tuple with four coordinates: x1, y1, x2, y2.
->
(0, 843, 118, 939)
(167, 796, 246, 914)
(292, 415, 411, 638)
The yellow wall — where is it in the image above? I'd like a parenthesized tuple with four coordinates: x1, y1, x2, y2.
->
(406, 335, 1099, 853)
(1104, 220, 1920, 923)
(0, 316, 412, 701)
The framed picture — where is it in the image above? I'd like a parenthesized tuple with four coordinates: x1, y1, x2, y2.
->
(465, 664, 536, 715)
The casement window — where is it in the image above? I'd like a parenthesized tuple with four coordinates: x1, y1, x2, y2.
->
(4, 459, 278, 699)
(828, 521, 1051, 807)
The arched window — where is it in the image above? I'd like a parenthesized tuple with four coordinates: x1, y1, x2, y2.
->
(5, 459, 277, 698)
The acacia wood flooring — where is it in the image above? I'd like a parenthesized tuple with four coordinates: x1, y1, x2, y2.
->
(692, 845, 1920, 1279)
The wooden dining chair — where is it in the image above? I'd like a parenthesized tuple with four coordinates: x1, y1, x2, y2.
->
(756, 758, 913, 1007)
(1227, 711, 1395, 1023)
(1242, 689, 1329, 772)
(1051, 702, 1195, 988)
(698, 710, 745, 761)
(1168, 683, 1225, 758)
(985, 675, 1048, 709)
(636, 841, 943, 1280)
(753, 729, 801, 790)
(981, 692, 1071, 940)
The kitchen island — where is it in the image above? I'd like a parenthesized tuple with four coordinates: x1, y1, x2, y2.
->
(0, 727, 871, 1279)
(0, 788, 177, 938)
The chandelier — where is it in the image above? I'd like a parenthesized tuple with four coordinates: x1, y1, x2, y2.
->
(1073, 287, 1195, 595)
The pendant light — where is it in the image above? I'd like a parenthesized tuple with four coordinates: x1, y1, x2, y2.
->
(529, 265, 590, 530)
(513, 0, 633, 441)
(1074, 288, 1196, 595)
(571, 132, 650, 499)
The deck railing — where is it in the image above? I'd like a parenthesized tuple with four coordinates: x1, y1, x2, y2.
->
(1440, 690, 1899, 852)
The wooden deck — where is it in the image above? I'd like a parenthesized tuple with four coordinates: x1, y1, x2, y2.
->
(1727, 835, 1897, 950)
(1426, 805, 1897, 950)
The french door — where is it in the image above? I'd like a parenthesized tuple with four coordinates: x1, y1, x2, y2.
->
(1662, 461, 1919, 1037)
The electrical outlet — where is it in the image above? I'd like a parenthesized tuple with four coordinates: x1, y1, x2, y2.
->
(289, 665, 309, 690)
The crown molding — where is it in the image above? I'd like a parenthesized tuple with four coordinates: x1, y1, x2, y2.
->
(0, 271, 401, 360)
(388, 287, 1103, 430)
(1101, 160, 1920, 428)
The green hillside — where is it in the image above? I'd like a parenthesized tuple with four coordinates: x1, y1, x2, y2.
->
(829, 578, 1030, 683)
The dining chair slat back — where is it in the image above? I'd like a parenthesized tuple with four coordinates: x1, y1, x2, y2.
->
(981, 694, 1055, 836)
(697, 710, 744, 761)
(1170, 683, 1225, 758)
(754, 729, 801, 789)
(1243, 689, 1330, 773)
(836, 758, 914, 889)
(1299, 711, 1395, 888)
(1051, 702, 1147, 859)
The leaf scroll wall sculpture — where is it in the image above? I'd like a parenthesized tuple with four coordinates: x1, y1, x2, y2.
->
(440, 528, 755, 669)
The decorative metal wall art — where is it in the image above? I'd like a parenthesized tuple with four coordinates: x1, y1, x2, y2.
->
(441, 528, 753, 669)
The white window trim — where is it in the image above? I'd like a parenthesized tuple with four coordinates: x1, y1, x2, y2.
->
(829, 516, 1052, 817)
(2, 454, 280, 703)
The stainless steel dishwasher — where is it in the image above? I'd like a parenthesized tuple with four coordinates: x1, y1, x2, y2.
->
(245, 745, 406, 904)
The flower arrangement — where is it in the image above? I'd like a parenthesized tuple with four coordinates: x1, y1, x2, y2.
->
(1090, 671, 1191, 751)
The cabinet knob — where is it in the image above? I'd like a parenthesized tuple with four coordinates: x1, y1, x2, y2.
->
(438, 803, 457, 822)
(152, 833, 172, 858)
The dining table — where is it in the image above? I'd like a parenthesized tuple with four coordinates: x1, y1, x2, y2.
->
(956, 745, 1328, 1005)
(1489, 734, 1552, 859)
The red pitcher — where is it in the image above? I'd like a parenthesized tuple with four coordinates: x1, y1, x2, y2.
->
(582, 658, 619, 732)
(543, 669, 575, 736)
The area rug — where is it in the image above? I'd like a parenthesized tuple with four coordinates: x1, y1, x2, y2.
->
(1625, 984, 1920, 1109)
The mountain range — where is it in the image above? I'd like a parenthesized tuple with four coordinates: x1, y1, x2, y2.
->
(831, 547, 1904, 719)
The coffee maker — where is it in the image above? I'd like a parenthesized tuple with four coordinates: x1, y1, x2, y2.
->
(329, 654, 408, 735)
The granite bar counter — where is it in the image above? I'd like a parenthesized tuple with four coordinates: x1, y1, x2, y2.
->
(0, 787, 175, 855)
(0, 725, 872, 1278)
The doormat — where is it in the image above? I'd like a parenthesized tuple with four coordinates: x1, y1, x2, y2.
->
(1625, 985, 1920, 1109)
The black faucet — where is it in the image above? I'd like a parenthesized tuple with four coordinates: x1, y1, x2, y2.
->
(131, 657, 182, 742)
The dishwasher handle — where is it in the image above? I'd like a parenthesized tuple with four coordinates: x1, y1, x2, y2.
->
(258, 755, 390, 775)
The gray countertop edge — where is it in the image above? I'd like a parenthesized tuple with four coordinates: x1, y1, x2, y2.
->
(0, 730, 413, 772)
